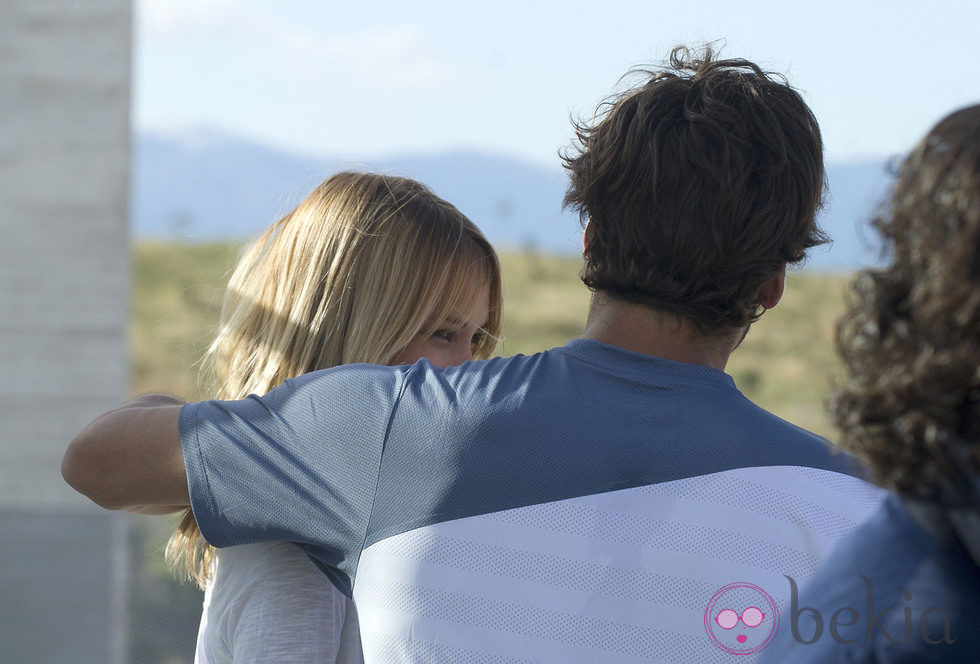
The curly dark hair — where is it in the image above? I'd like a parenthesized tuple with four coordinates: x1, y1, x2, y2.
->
(831, 104, 980, 501)
(562, 45, 827, 332)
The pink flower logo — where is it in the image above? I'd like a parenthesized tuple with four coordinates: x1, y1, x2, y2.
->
(704, 582, 779, 655)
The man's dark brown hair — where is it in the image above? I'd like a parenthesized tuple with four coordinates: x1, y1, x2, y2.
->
(562, 45, 827, 332)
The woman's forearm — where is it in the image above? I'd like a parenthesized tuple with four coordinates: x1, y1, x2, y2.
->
(62, 394, 191, 510)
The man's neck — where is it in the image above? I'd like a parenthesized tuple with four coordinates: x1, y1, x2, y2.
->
(579, 293, 743, 371)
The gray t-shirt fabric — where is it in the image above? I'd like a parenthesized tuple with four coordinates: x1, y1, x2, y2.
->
(180, 338, 884, 662)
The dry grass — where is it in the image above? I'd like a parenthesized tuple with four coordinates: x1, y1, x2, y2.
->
(132, 242, 852, 440)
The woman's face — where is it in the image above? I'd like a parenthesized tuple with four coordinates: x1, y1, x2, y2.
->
(391, 282, 491, 369)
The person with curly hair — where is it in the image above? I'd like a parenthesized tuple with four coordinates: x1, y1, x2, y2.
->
(64, 47, 884, 662)
(760, 105, 980, 662)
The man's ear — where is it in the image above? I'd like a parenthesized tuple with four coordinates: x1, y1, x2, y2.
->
(758, 265, 786, 310)
(582, 221, 594, 256)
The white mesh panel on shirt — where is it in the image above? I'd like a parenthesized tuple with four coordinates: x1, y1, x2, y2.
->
(483, 499, 820, 580)
(353, 466, 884, 663)
(366, 632, 537, 663)
(374, 530, 715, 611)
(357, 579, 733, 663)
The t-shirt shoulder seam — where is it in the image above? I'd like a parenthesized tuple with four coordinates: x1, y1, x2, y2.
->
(350, 364, 413, 590)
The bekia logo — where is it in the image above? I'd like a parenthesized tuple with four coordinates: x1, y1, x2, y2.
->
(705, 577, 957, 655)
(704, 582, 780, 655)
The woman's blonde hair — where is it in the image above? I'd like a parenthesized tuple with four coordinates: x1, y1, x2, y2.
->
(166, 171, 502, 587)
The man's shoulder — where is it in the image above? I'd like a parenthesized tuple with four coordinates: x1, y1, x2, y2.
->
(701, 390, 868, 480)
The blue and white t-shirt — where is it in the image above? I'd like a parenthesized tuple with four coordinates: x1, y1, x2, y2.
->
(181, 339, 884, 663)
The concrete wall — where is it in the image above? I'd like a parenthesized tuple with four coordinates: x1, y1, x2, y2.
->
(0, 1, 132, 661)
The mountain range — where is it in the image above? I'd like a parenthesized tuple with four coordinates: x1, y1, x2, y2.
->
(132, 129, 896, 271)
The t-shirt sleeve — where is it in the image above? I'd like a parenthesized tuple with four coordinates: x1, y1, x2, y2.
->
(179, 362, 405, 592)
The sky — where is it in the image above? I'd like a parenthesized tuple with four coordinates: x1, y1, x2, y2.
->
(135, 0, 980, 169)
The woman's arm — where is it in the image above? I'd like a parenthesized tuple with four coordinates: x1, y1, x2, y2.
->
(61, 394, 190, 510)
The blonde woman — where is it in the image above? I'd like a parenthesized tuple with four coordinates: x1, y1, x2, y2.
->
(165, 171, 502, 663)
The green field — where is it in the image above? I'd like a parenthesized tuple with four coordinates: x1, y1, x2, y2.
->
(132, 241, 852, 440)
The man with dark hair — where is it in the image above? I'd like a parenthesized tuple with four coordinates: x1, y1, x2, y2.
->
(64, 47, 882, 662)
(564, 46, 826, 335)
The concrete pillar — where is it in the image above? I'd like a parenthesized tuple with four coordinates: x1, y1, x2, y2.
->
(0, 1, 132, 662)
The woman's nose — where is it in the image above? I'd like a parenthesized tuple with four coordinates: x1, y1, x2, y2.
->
(452, 343, 473, 366)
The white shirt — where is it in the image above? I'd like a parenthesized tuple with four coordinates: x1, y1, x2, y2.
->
(195, 541, 364, 664)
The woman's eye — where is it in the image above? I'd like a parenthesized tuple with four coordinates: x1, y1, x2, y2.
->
(433, 329, 453, 342)
(471, 331, 485, 347)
